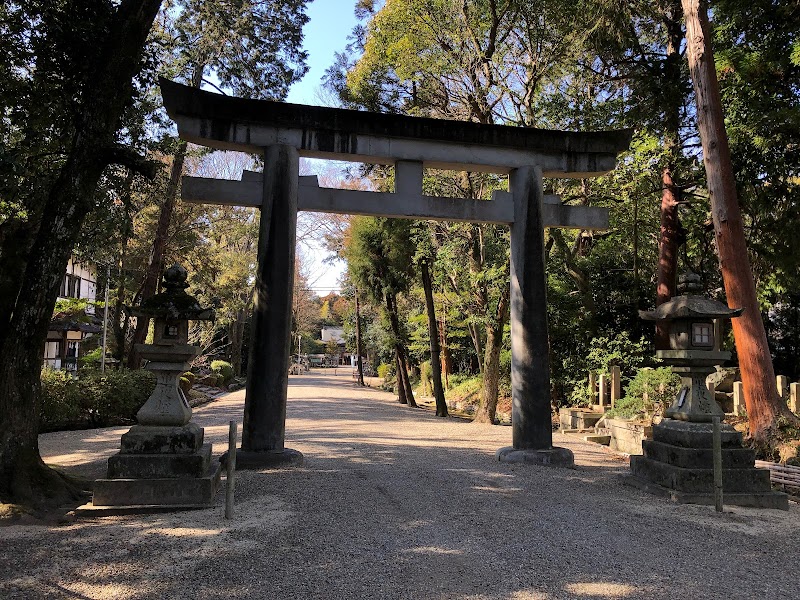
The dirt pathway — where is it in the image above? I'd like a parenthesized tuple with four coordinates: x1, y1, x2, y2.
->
(3, 370, 799, 599)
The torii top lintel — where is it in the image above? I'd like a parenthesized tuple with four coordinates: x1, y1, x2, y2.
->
(160, 78, 632, 177)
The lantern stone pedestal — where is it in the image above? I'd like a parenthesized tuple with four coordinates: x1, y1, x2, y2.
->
(79, 265, 221, 514)
(629, 275, 788, 510)
(629, 420, 787, 509)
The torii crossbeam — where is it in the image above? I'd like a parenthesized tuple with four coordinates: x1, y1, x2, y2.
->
(160, 78, 632, 468)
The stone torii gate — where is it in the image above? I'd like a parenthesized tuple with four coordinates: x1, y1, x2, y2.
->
(160, 78, 631, 468)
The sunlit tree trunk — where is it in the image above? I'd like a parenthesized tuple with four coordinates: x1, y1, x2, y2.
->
(681, 0, 799, 442)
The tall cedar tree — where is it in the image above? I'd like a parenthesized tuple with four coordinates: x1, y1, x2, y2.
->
(345, 217, 417, 407)
(681, 0, 800, 445)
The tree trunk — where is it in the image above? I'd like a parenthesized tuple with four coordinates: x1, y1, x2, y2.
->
(0, 0, 164, 511)
(474, 286, 510, 424)
(681, 0, 798, 441)
(398, 343, 417, 408)
(126, 147, 186, 366)
(421, 260, 447, 416)
(127, 65, 204, 368)
(656, 164, 681, 350)
(655, 4, 685, 349)
(473, 322, 503, 424)
(0, 220, 38, 346)
(394, 349, 407, 404)
(112, 217, 131, 362)
(439, 315, 451, 389)
(386, 292, 415, 407)
(355, 289, 365, 386)
(551, 229, 597, 335)
(229, 308, 246, 377)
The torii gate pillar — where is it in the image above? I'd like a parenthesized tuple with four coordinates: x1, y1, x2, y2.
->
(497, 166, 573, 466)
(237, 144, 303, 466)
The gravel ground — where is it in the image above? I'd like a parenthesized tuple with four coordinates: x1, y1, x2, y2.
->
(2, 369, 799, 599)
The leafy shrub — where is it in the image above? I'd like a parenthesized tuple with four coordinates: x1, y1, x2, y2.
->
(179, 376, 192, 394)
(210, 360, 234, 385)
(182, 371, 196, 385)
(606, 367, 681, 421)
(419, 361, 432, 395)
(377, 363, 393, 379)
(40, 369, 83, 429)
(566, 331, 655, 407)
(78, 347, 103, 368)
(40, 368, 156, 432)
(446, 375, 483, 407)
(199, 373, 223, 387)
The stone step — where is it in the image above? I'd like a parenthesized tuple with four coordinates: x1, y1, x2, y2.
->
(630, 455, 772, 494)
(107, 444, 212, 479)
(92, 462, 221, 507)
(624, 475, 789, 510)
(642, 440, 756, 470)
(584, 434, 611, 445)
(652, 418, 743, 449)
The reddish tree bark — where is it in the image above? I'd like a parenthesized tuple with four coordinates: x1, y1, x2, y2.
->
(655, 3, 685, 349)
(681, 0, 798, 441)
(655, 165, 681, 348)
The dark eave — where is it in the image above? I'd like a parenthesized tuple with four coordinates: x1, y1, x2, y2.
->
(159, 78, 633, 157)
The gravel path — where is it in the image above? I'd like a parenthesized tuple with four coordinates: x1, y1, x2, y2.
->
(2, 369, 799, 599)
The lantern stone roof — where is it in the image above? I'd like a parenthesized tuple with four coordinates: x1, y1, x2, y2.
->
(639, 295, 744, 322)
(130, 264, 214, 322)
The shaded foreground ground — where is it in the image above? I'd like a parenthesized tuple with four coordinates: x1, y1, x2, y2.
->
(2, 369, 799, 599)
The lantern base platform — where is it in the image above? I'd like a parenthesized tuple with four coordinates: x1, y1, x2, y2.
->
(623, 474, 788, 510)
(628, 418, 788, 510)
(221, 448, 304, 469)
(92, 423, 221, 510)
(91, 462, 221, 509)
(496, 446, 575, 468)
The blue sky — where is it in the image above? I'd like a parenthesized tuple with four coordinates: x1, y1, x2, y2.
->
(286, 1, 360, 106)
(287, 1, 362, 292)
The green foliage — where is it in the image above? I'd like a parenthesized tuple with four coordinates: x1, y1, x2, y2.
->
(445, 375, 483, 407)
(564, 332, 655, 407)
(606, 367, 681, 421)
(585, 332, 652, 379)
(53, 298, 102, 321)
(377, 363, 393, 380)
(78, 347, 103, 367)
(40, 368, 156, 432)
(210, 360, 234, 385)
(419, 360, 432, 396)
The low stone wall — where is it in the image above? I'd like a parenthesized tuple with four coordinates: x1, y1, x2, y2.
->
(605, 418, 652, 455)
(559, 408, 605, 430)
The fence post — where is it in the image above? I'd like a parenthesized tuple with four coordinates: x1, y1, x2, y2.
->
(225, 420, 238, 520)
(712, 416, 723, 513)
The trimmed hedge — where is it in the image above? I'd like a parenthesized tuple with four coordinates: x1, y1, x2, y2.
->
(210, 360, 234, 385)
(40, 368, 156, 432)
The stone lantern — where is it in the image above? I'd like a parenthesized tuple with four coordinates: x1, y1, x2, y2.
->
(129, 264, 214, 427)
(639, 272, 742, 422)
(629, 272, 787, 509)
(87, 265, 221, 512)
